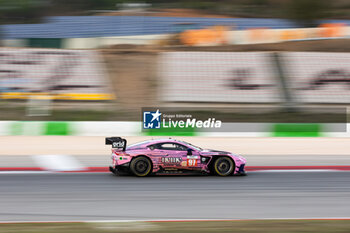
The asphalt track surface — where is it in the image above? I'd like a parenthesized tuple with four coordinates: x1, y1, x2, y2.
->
(0, 172, 349, 222)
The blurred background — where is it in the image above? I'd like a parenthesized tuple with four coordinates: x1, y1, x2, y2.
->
(0, 0, 350, 125)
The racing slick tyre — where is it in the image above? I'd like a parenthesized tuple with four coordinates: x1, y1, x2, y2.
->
(130, 156, 152, 177)
(212, 157, 235, 176)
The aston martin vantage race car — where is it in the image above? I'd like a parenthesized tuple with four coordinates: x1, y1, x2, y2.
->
(107, 137, 246, 177)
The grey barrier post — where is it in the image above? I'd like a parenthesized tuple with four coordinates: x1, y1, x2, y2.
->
(272, 52, 298, 112)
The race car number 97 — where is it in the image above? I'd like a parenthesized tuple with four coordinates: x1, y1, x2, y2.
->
(187, 159, 197, 166)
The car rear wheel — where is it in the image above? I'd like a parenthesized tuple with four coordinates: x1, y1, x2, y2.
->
(213, 157, 234, 176)
(130, 156, 152, 177)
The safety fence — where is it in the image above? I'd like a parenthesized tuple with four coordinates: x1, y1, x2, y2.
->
(160, 51, 350, 104)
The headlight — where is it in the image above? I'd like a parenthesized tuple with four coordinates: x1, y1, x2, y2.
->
(235, 155, 245, 162)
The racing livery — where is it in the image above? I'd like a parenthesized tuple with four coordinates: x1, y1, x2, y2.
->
(107, 137, 246, 177)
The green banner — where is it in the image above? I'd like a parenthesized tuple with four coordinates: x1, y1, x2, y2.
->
(144, 123, 196, 136)
(273, 123, 321, 137)
(44, 122, 72, 135)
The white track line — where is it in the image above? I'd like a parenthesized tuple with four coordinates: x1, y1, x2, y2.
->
(0, 171, 53, 174)
(31, 155, 85, 172)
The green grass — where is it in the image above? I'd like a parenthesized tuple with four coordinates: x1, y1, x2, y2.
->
(0, 220, 350, 233)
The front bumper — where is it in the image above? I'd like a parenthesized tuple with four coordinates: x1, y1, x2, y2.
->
(235, 164, 246, 176)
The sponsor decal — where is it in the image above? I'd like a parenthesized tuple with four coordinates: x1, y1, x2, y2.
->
(181, 161, 187, 167)
(187, 159, 197, 166)
(112, 141, 125, 149)
(187, 156, 199, 159)
(161, 157, 182, 164)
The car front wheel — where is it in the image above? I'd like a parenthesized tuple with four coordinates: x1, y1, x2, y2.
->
(213, 157, 234, 176)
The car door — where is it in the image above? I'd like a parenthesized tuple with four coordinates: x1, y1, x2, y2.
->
(153, 142, 188, 169)
(182, 147, 201, 169)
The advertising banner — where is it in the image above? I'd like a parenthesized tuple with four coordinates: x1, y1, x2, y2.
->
(159, 52, 282, 103)
(0, 48, 113, 100)
(282, 52, 350, 103)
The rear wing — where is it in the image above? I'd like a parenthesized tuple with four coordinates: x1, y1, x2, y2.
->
(105, 137, 127, 151)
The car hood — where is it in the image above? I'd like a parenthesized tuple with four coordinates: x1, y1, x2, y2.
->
(200, 149, 246, 163)
(199, 149, 232, 156)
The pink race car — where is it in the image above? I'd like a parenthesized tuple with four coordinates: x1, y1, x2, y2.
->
(107, 137, 246, 177)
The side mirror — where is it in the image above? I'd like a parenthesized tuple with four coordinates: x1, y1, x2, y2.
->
(187, 148, 193, 155)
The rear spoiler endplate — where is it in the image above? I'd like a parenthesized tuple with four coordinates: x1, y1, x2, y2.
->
(105, 137, 127, 151)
